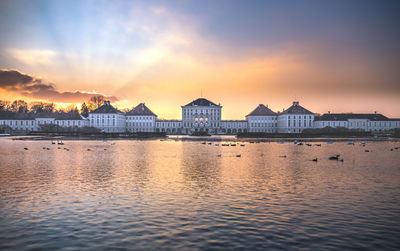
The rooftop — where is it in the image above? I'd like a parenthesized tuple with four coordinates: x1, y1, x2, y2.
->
(90, 101, 122, 114)
(282, 101, 313, 115)
(126, 103, 156, 116)
(315, 113, 390, 121)
(247, 104, 276, 116)
(183, 98, 220, 107)
(156, 119, 182, 122)
(0, 111, 36, 120)
(0, 111, 85, 120)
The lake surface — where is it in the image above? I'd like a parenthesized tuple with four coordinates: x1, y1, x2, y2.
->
(1, 137, 400, 250)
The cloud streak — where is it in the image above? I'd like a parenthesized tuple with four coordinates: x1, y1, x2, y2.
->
(6, 49, 57, 65)
(0, 69, 118, 103)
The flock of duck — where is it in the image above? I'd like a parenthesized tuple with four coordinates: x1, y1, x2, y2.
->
(22, 139, 400, 162)
(22, 141, 117, 152)
(196, 139, 400, 161)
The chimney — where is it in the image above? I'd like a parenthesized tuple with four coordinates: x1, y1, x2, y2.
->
(374, 111, 377, 114)
(328, 111, 330, 114)
(104, 101, 107, 106)
(293, 101, 299, 106)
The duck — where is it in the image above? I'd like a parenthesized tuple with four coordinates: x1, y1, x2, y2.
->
(217, 154, 221, 157)
(312, 158, 318, 162)
(315, 144, 322, 147)
(236, 154, 241, 157)
(279, 155, 287, 158)
(24, 147, 28, 150)
(329, 154, 340, 160)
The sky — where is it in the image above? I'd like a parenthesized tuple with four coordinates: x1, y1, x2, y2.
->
(0, 0, 399, 119)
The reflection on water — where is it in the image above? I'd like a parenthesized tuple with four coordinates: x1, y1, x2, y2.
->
(1, 138, 400, 250)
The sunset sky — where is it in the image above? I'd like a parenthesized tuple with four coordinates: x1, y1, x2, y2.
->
(0, 0, 399, 119)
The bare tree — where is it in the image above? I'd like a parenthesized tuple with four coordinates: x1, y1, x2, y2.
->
(88, 95, 106, 111)
(64, 104, 78, 113)
(10, 100, 28, 113)
(0, 100, 11, 112)
(80, 102, 89, 117)
(30, 102, 56, 113)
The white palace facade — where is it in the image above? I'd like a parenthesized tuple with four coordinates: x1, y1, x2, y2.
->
(87, 98, 400, 134)
(1, 98, 400, 134)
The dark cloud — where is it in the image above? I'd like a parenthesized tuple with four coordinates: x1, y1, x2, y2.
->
(0, 69, 39, 88)
(0, 69, 118, 103)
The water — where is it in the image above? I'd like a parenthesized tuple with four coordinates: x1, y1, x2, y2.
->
(1, 137, 399, 250)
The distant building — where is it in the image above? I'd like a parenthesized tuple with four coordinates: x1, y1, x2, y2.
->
(89, 101, 125, 133)
(181, 98, 222, 135)
(156, 120, 182, 134)
(314, 112, 400, 132)
(277, 101, 314, 133)
(0, 111, 88, 133)
(1, 98, 399, 134)
(220, 120, 248, 134)
(246, 104, 277, 133)
(126, 103, 157, 132)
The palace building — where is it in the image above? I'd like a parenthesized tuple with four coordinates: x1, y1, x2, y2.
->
(181, 98, 222, 135)
(277, 101, 315, 133)
(1, 98, 399, 134)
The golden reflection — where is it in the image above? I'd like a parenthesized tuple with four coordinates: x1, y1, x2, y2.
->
(180, 142, 222, 192)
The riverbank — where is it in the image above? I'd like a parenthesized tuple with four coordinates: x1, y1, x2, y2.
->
(9, 134, 399, 142)
(11, 132, 167, 141)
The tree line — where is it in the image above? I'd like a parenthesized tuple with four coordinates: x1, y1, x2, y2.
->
(0, 95, 110, 117)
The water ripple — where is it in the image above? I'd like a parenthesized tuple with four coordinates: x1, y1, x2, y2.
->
(1, 138, 400, 250)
